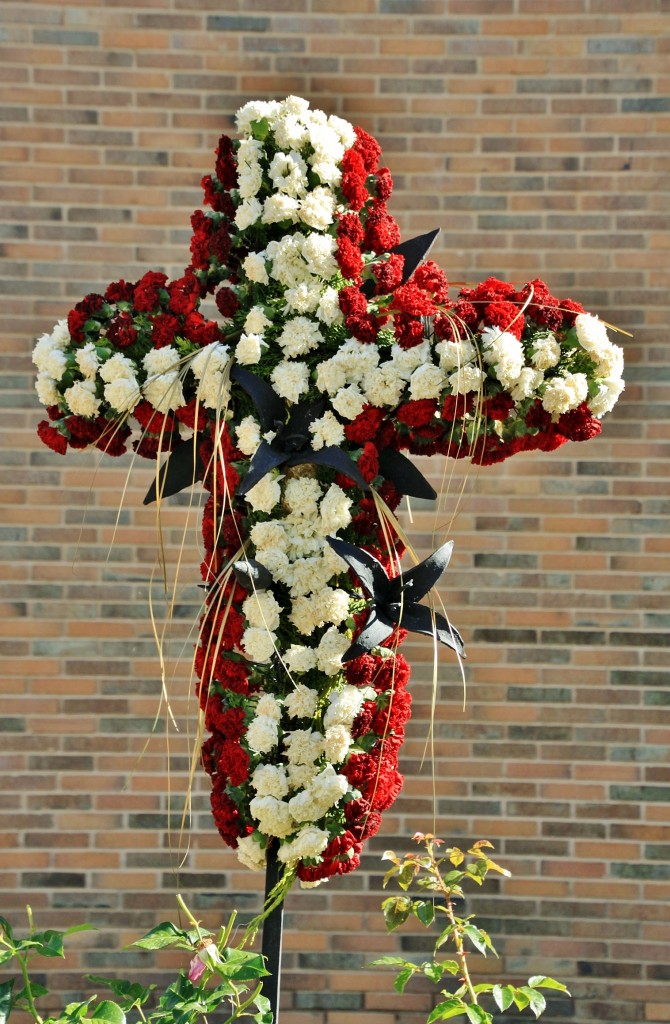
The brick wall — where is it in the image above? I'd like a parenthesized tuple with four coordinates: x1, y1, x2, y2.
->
(1, 2, 669, 1023)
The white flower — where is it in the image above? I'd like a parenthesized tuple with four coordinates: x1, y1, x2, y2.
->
(64, 379, 100, 418)
(33, 328, 69, 378)
(363, 364, 405, 408)
(250, 519, 288, 551)
(251, 763, 289, 799)
(236, 98, 280, 134)
(320, 484, 352, 534)
(409, 363, 445, 401)
(299, 187, 336, 230)
(236, 415, 262, 456)
(596, 343, 624, 380)
(243, 252, 269, 285)
(244, 306, 272, 335)
(541, 372, 589, 417)
(245, 474, 282, 514)
(323, 684, 366, 730)
(315, 359, 347, 396)
(510, 367, 544, 403)
(237, 137, 265, 165)
(248, 795, 295, 838)
(262, 193, 301, 224)
(309, 411, 345, 451)
(316, 287, 343, 326)
(277, 317, 324, 358)
(301, 233, 338, 279)
(271, 360, 310, 403)
(448, 364, 485, 396)
(255, 546, 291, 580)
(288, 764, 348, 822)
(236, 834, 267, 872)
(237, 161, 263, 200)
(331, 384, 365, 421)
(324, 724, 352, 764)
(289, 594, 321, 636)
(235, 333, 264, 365)
(575, 313, 610, 354)
(316, 627, 351, 677)
(143, 371, 185, 414)
(436, 338, 478, 372)
(246, 715, 279, 754)
(75, 342, 100, 379)
(277, 825, 329, 865)
(287, 761, 319, 791)
(284, 681, 319, 716)
(104, 377, 140, 414)
(35, 373, 60, 406)
(530, 334, 561, 371)
(243, 591, 282, 631)
(189, 342, 230, 380)
(283, 728, 324, 765)
(273, 114, 309, 151)
(284, 282, 322, 315)
(283, 477, 322, 515)
(327, 113, 357, 149)
(391, 341, 431, 379)
(242, 627, 277, 664)
(235, 197, 263, 230)
(269, 150, 308, 196)
(589, 377, 625, 417)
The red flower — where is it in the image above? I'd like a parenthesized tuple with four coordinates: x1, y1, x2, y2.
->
(336, 235, 364, 280)
(393, 313, 426, 349)
(107, 312, 137, 350)
(37, 420, 67, 455)
(483, 300, 524, 339)
(354, 125, 382, 173)
(372, 252, 404, 294)
(483, 393, 514, 421)
(397, 399, 438, 429)
(371, 653, 411, 693)
(105, 280, 135, 303)
(210, 782, 241, 848)
(339, 285, 367, 319)
(214, 134, 238, 191)
(389, 283, 438, 318)
(559, 297, 585, 326)
(184, 312, 222, 348)
(358, 442, 379, 483)
(525, 399, 552, 432)
(218, 739, 250, 787)
(364, 201, 401, 254)
(441, 392, 475, 421)
(215, 286, 239, 318)
(367, 765, 403, 811)
(151, 312, 179, 349)
(345, 405, 386, 445)
(337, 212, 365, 244)
(341, 149, 369, 211)
(345, 653, 379, 688)
(176, 398, 208, 432)
(351, 700, 377, 739)
(133, 433, 179, 460)
(557, 402, 602, 442)
(372, 690, 412, 736)
(168, 273, 201, 316)
(375, 166, 393, 201)
(412, 260, 449, 304)
(133, 271, 167, 313)
(463, 276, 515, 305)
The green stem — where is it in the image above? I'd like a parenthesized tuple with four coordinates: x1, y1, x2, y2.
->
(176, 894, 204, 943)
(430, 848, 478, 1006)
(15, 951, 44, 1024)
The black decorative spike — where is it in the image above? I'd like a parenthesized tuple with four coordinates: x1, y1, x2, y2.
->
(360, 227, 441, 298)
(342, 610, 395, 663)
(378, 448, 437, 500)
(238, 441, 287, 496)
(233, 558, 274, 591)
(231, 364, 285, 433)
(143, 438, 203, 505)
(388, 539, 454, 604)
(326, 536, 390, 600)
(386, 601, 464, 655)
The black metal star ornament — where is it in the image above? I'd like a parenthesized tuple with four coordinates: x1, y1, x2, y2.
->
(326, 535, 465, 662)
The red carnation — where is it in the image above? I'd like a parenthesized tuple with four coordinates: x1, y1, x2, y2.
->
(372, 252, 404, 294)
(364, 201, 401, 254)
(393, 313, 426, 349)
(336, 235, 364, 280)
(368, 765, 404, 811)
(133, 432, 179, 460)
(344, 653, 378, 688)
(67, 308, 89, 346)
(105, 280, 135, 303)
(214, 134, 238, 191)
(184, 312, 221, 348)
(464, 276, 516, 305)
(210, 782, 241, 848)
(107, 312, 137, 350)
(483, 393, 514, 421)
(175, 398, 207, 432)
(354, 125, 382, 173)
(525, 399, 552, 432)
(339, 285, 368, 319)
(412, 260, 449, 304)
(132, 401, 177, 434)
(37, 420, 67, 455)
(483, 300, 524, 339)
(358, 442, 380, 484)
(345, 405, 386, 445)
(217, 739, 249, 788)
(133, 271, 167, 313)
(397, 399, 438, 429)
(441, 392, 475, 421)
(390, 283, 438, 318)
(149, 312, 178, 349)
(557, 402, 602, 442)
(559, 297, 585, 326)
(215, 286, 239, 318)
(372, 690, 413, 736)
(341, 148, 369, 211)
(375, 166, 393, 201)
(168, 273, 201, 316)
(337, 212, 365, 244)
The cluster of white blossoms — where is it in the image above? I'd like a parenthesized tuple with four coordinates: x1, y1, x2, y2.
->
(574, 313, 625, 417)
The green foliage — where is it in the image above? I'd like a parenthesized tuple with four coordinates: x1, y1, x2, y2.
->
(372, 834, 570, 1023)
(0, 902, 270, 1024)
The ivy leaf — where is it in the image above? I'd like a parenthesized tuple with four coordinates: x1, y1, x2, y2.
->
(88, 1000, 126, 1024)
(382, 896, 411, 932)
(129, 922, 193, 951)
(492, 984, 515, 1011)
(0, 979, 14, 1024)
(394, 967, 415, 994)
(427, 998, 467, 1022)
(528, 975, 570, 994)
(413, 900, 435, 927)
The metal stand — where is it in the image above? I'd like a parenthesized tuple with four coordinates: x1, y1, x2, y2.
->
(260, 846, 284, 1023)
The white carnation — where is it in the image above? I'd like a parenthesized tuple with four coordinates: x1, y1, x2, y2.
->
(242, 627, 277, 664)
(363, 364, 405, 408)
(35, 373, 60, 407)
(331, 384, 365, 420)
(235, 98, 280, 134)
(316, 626, 351, 677)
(510, 367, 544, 403)
(316, 287, 343, 326)
(315, 587, 351, 627)
(243, 591, 282, 631)
(327, 113, 357, 149)
(64, 379, 100, 418)
(575, 313, 610, 354)
(283, 728, 324, 765)
(246, 715, 279, 754)
(255, 546, 291, 580)
(277, 317, 324, 358)
(236, 333, 264, 365)
(288, 764, 348, 822)
(248, 794, 295, 839)
(33, 331, 68, 379)
(143, 373, 185, 413)
(236, 415, 262, 456)
(284, 681, 319, 716)
(309, 411, 345, 451)
(236, 834, 267, 872)
(301, 233, 338, 279)
(299, 187, 336, 230)
(271, 360, 310, 403)
(75, 342, 100, 379)
(288, 761, 319, 791)
(273, 113, 309, 151)
(284, 282, 322, 315)
(596, 343, 624, 379)
(189, 342, 230, 380)
(324, 724, 353, 764)
(448, 364, 485, 396)
(103, 377, 140, 413)
(250, 519, 287, 550)
(245, 474, 282, 514)
(323, 684, 366, 730)
(530, 334, 561, 371)
(268, 150, 308, 196)
(262, 193, 301, 224)
(256, 694, 283, 721)
(237, 161, 263, 200)
(409, 363, 445, 401)
(320, 484, 352, 533)
(541, 372, 589, 417)
(277, 825, 329, 864)
(589, 377, 625, 417)
(243, 252, 269, 285)
(235, 197, 263, 230)
(251, 764, 289, 799)
(283, 477, 322, 515)
(436, 338, 478, 372)
(244, 306, 272, 335)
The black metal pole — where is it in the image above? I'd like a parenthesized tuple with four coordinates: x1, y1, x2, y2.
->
(260, 845, 284, 1023)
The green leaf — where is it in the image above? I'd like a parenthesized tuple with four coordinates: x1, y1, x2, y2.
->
(438, 959, 461, 976)
(250, 118, 270, 142)
(85, 977, 154, 1007)
(368, 956, 410, 968)
(435, 923, 455, 949)
(381, 896, 411, 932)
(0, 918, 14, 943)
(462, 925, 496, 958)
(427, 998, 467, 1022)
(519, 987, 546, 1018)
(13, 983, 48, 1008)
(394, 967, 415, 994)
(30, 930, 65, 959)
(0, 980, 14, 1024)
(492, 984, 515, 1011)
(512, 989, 530, 1011)
(130, 922, 191, 951)
(528, 975, 570, 995)
(465, 1005, 491, 1024)
(422, 961, 444, 983)
(88, 1000, 126, 1024)
(64, 925, 95, 938)
(414, 900, 435, 927)
(0, 951, 14, 967)
(217, 947, 268, 981)
(397, 862, 416, 891)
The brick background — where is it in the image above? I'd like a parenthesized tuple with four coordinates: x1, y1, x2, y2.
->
(1, 2, 669, 1023)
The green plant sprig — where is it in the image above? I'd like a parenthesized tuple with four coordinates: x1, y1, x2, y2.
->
(370, 833, 570, 1023)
